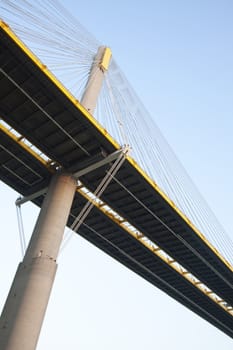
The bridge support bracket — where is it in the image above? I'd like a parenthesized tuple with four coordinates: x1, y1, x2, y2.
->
(16, 147, 128, 207)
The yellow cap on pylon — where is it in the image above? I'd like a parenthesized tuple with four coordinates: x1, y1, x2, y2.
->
(100, 47, 112, 71)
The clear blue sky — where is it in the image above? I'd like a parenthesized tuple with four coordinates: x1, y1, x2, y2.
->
(0, 0, 233, 348)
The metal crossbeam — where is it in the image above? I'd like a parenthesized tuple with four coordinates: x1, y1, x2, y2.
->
(15, 148, 127, 206)
(73, 149, 123, 178)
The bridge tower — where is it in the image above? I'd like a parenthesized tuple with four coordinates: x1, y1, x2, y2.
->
(0, 47, 112, 350)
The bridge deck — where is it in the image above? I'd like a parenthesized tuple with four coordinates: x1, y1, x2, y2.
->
(0, 22, 233, 338)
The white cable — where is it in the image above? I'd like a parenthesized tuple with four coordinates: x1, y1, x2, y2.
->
(16, 203, 26, 257)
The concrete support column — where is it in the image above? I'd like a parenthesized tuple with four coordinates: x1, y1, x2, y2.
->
(0, 172, 77, 350)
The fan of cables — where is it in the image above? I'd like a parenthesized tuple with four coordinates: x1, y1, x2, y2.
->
(0, 0, 99, 100)
(98, 60, 233, 265)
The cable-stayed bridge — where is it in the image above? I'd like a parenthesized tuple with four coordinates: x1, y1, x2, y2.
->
(0, 1, 233, 348)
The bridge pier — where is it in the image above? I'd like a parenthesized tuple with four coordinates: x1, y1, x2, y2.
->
(0, 172, 77, 350)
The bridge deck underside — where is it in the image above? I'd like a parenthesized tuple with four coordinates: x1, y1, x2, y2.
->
(0, 26, 233, 338)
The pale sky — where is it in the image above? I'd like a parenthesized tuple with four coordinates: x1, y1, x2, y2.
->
(0, 0, 233, 349)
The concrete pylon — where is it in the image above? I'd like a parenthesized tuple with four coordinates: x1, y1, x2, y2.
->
(0, 173, 77, 350)
(81, 46, 112, 115)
